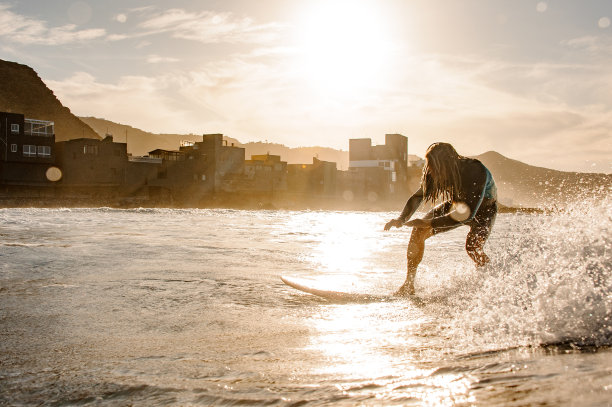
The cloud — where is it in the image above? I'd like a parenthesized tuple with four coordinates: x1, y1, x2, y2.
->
(433, 54, 612, 112)
(244, 46, 296, 58)
(561, 35, 612, 55)
(42, 33, 611, 173)
(107, 34, 129, 41)
(45, 72, 215, 137)
(135, 40, 152, 49)
(0, 4, 284, 48)
(44, 55, 318, 145)
(45, 70, 229, 134)
(0, 3, 106, 45)
(138, 8, 283, 44)
(146, 54, 179, 64)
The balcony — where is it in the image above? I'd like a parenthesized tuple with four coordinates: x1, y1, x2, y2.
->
(24, 119, 54, 137)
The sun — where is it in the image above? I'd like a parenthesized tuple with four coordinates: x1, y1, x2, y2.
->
(292, 0, 394, 98)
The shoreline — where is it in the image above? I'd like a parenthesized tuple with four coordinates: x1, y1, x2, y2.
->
(0, 196, 544, 214)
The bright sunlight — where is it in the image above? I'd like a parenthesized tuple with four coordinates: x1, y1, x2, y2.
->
(292, 0, 395, 98)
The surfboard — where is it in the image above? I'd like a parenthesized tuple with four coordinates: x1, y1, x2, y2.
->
(281, 275, 394, 303)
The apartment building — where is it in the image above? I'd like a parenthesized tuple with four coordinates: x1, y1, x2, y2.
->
(348, 134, 409, 198)
(0, 111, 56, 186)
(244, 153, 288, 193)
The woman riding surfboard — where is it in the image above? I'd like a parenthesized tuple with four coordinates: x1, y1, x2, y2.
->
(384, 142, 498, 296)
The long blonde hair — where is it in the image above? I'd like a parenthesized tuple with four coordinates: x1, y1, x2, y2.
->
(421, 142, 462, 202)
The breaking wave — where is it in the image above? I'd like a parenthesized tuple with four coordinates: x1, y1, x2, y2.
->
(438, 197, 611, 351)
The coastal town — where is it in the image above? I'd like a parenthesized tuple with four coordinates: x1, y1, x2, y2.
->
(0, 111, 423, 209)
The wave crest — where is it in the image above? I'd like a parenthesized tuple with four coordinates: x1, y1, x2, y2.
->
(442, 198, 612, 351)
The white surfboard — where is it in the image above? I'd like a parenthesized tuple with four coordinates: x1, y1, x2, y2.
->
(281, 275, 394, 303)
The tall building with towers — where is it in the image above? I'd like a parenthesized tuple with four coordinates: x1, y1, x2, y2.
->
(348, 134, 409, 199)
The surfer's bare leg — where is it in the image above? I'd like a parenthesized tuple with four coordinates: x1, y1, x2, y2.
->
(396, 226, 434, 296)
(465, 203, 496, 267)
(466, 230, 489, 267)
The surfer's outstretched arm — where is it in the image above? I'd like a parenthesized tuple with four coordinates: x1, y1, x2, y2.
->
(404, 218, 432, 228)
(384, 188, 424, 230)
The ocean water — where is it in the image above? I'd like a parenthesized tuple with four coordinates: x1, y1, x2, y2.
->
(0, 203, 610, 406)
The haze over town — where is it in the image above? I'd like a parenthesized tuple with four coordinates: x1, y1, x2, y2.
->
(1, 0, 610, 173)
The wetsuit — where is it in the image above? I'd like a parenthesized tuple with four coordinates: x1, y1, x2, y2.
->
(398, 158, 497, 265)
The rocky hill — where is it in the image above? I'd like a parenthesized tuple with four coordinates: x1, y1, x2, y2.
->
(475, 151, 611, 208)
(0, 59, 99, 141)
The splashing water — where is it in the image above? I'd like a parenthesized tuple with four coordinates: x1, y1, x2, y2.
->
(435, 198, 612, 351)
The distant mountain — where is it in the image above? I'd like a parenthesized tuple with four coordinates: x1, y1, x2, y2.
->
(239, 142, 350, 170)
(79, 116, 350, 168)
(79, 116, 206, 155)
(475, 151, 611, 208)
(0, 59, 99, 141)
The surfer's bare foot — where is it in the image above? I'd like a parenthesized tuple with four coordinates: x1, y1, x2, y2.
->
(394, 284, 415, 297)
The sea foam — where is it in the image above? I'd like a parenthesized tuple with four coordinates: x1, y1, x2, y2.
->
(440, 197, 611, 351)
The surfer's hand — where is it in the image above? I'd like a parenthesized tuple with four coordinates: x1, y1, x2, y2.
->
(384, 219, 403, 230)
(404, 218, 431, 228)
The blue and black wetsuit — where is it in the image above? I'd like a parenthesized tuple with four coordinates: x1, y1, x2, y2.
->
(398, 158, 497, 265)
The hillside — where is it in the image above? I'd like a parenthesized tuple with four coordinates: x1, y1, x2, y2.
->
(475, 151, 611, 207)
(0, 59, 99, 141)
(239, 142, 349, 169)
(79, 116, 350, 167)
(79, 116, 206, 154)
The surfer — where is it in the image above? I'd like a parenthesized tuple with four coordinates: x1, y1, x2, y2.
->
(384, 142, 497, 296)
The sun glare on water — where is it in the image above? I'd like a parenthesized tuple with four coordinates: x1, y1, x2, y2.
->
(293, 0, 395, 98)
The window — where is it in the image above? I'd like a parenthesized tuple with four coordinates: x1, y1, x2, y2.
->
(23, 145, 37, 157)
(83, 145, 98, 155)
(24, 119, 53, 136)
(10, 144, 17, 153)
(10, 124, 19, 134)
(37, 146, 51, 157)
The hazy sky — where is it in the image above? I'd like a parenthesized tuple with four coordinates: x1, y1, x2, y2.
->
(1, 0, 610, 172)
